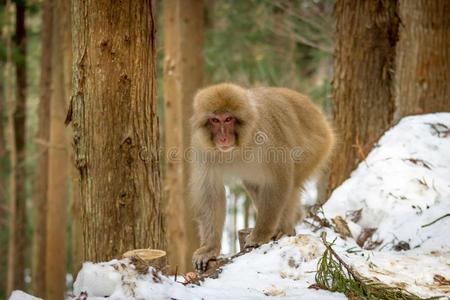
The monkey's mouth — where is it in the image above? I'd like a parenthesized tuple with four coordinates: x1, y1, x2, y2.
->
(217, 145, 235, 152)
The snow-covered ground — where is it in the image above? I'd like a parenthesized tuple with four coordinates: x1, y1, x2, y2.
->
(10, 113, 450, 300)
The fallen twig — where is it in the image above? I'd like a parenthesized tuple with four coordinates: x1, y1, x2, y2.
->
(426, 122, 450, 138)
(421, 213, 450, 228)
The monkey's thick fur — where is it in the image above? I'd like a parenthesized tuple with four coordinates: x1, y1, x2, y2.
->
(190, 83, 335, 271)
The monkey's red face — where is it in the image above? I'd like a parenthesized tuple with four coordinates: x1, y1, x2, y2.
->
(208, 112, 236, 152)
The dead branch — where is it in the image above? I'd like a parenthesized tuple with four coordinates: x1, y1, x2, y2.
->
(421, 213, 450, 228)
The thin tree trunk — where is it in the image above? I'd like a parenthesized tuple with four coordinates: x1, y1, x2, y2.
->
(31, 0, 53, 297)
(327, 1, 398, 197)
(272, 2, 298, 86)
(0, 48, 6, 158)
(7, 0, 27, 294)
(45, 0, 70, 298)
(71, 0, 166, 263)
(395, 0, 450, 119)
(0, 100, 4, 164)
(0, 6, 10, 299)
(163, 0, 203, 273)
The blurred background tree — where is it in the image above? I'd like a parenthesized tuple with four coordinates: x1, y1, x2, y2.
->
(163, 0, 203, 274)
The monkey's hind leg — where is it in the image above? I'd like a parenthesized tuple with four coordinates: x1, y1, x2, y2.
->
(244, 184, 289, 248)
(276, 188, 303, 239)
(243, 181, 259, 210)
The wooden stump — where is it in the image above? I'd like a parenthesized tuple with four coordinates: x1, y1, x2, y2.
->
(122, 249, 167, 273)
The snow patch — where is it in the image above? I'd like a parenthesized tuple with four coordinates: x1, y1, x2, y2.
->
(8, 291, 42, 300)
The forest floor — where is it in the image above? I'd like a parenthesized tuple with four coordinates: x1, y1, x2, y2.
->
(11, 113, 450, 300)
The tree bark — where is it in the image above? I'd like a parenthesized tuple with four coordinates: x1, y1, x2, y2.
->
(0, 44, 6, 159)
(59, 0, 81, 281)
(7, 0, 27, 294)
(394, 0, 450, 119)
(71, 0, 166, 263)
(31, 0, 53, 297)
(163, 0, 203, 273)
(0, 4, 12, 299)
(327, 1, 398, 196)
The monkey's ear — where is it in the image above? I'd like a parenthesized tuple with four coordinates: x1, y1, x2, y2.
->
(190, 114, 209, 130)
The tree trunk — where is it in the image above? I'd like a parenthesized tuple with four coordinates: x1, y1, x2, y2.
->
(45, 0, 70, 298)
(327, 1, 398, 196)
(31, 0, 53, 297)
(0, 4, 12, 299)
(0, 45, 6, 159)
(71, 0, 166, 263)
(271, 2, 298, 86)
(163, 0, 203, 273)
(394, 0, 450, 119)
(60, 0, 81, 281)
(7, 0, 27, 294)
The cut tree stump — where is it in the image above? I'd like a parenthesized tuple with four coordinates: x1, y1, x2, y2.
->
(122, 249, 167, 273)
(238, 228, 253, 251)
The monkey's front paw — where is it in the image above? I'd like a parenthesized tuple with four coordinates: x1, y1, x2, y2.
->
(244, 231, 272, 249)
(192, 246, 219, 272)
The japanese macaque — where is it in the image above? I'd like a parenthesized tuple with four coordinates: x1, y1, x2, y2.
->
(190, 83, 335, 271)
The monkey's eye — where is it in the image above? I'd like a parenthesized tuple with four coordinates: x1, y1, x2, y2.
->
(224, 117, 233, 123)
(211, 118, 220, 123)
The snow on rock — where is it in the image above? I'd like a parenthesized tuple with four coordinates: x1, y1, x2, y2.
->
(323, 113, 450, 251)
(72, 259, 196, 300)
(68, 113, 450, 299)
(320, 113, 450, 298)
(73, 260, 123, 297)
(8, 291, 42, 300)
